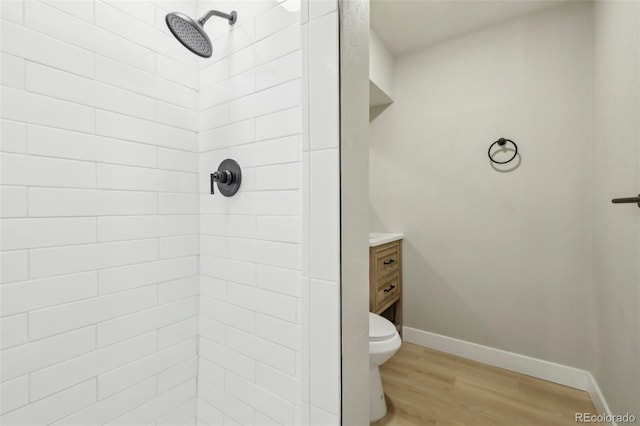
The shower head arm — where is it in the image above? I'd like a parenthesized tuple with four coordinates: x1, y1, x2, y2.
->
(197, 10, 237, 26)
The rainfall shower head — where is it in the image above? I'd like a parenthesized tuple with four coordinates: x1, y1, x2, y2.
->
(166, 10, 237, 58)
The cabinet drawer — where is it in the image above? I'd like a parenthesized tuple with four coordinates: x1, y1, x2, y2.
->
(375, 245, 400, 279)
(375, 275, 400, 310)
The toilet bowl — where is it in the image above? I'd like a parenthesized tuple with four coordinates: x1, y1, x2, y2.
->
(369, 312, 401, 422)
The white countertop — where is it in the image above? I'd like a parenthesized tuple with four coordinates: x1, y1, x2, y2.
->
(369, 232, 404, 247)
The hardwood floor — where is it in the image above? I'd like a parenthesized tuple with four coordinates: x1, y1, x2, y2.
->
(373, 342, 600, 426)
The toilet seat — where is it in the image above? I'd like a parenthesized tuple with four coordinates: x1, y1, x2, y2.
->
(369, 312, 396, 341)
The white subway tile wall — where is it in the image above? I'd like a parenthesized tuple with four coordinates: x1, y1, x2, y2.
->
(196, 0, 340, 424)
(304, 2, 341, 424)
(1, 0, 200, 424)
(1, 0, 341, 424)
(196, 0, 306, 422)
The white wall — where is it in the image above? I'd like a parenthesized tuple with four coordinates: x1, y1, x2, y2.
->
(369, 2, 595, 369)
(195, 0, 341, 425)
(340, 1, 371, 424)
(0, 0, 200, 424)
(592, 0, 640, 416)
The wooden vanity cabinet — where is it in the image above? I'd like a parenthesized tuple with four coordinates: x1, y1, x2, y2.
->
(369, 239, 403, 335)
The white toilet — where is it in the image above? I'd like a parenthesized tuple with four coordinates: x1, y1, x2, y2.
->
(369, 312, 402, 422)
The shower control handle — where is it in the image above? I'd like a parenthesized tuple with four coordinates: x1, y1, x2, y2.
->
(210, 159, 242, 197)
(611, 194, 640, 208)
(211, 170, 232, 188)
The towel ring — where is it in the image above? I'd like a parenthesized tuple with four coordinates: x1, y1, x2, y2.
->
(488, 138, 518, 164)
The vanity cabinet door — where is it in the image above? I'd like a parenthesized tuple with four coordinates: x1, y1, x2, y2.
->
(370, 240, 402, 313)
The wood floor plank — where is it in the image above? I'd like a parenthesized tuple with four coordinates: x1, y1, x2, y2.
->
(373, 342, 601, 426)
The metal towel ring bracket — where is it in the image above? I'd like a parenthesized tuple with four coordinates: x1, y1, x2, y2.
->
(488, 138, 518, 164)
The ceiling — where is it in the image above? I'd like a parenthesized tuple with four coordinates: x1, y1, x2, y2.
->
(370, 0, 580, 56)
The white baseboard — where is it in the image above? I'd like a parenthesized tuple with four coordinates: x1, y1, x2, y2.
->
(585, 372, 617, 426)
(402, 326, 615, 424)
